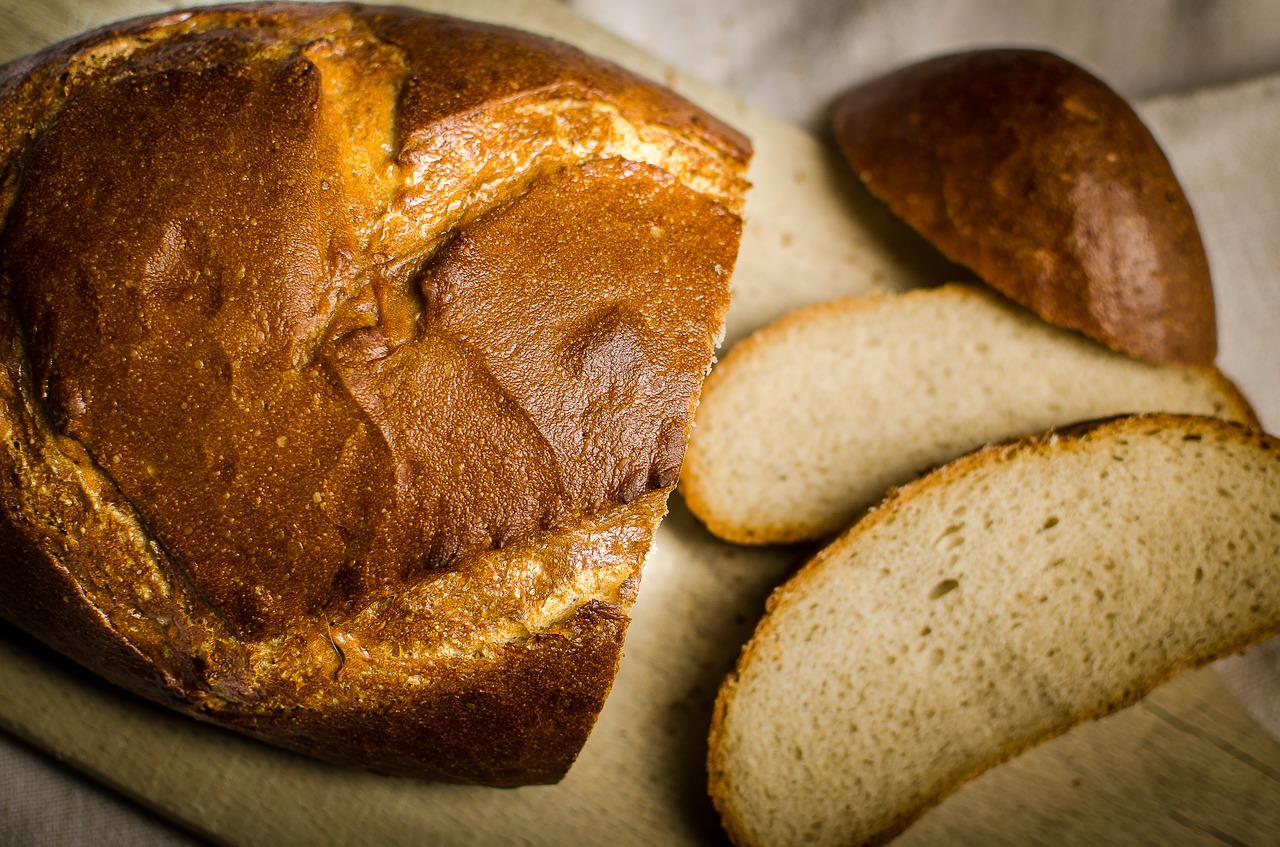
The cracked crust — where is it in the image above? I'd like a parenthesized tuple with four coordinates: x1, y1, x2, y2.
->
(0, 2, 749, 784)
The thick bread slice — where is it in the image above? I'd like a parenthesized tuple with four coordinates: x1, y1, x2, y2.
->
(0, 3, 748, 785)
(708, 414, 1280, 847)
(682, 284, 1255, 545)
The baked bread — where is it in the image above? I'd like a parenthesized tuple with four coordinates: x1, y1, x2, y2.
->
(832, 49, 1216, 365)
(682, 284, 1254, 545)
(708, 413, 1280, 846)
(0, 2, 749, 785)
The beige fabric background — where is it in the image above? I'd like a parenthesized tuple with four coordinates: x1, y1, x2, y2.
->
(572, 0, 1280, 132)
(2, 0, 1278, 844)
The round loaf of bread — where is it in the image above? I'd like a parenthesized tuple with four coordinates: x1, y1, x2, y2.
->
(0, 2, 749, 785)
(832, 49, 1216, 366)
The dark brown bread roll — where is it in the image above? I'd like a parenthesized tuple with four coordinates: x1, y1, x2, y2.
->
(0, 2, 750, 785)
(833, 48, 1216, 365)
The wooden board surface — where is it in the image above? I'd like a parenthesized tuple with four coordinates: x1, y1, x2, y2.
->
(1, 1, 1278, 845)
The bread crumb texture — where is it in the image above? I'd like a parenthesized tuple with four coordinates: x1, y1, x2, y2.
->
(0, 3, 748, 783)
(683, 285, 1253, 545)
(709, 414, 1280, 846)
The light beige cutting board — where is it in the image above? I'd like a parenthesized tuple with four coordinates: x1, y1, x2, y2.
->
(2, 1, 1279, 845)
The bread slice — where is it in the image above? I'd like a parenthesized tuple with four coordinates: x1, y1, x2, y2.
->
(832, 49, 1216, 365)
(682, 284, 1255, 545)
(708, 414, 1280, 847)
(0, 4, 748, 785)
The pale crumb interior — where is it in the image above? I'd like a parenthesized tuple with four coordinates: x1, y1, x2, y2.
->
(687, 285, 1252, 543)
(715, 420, 1280, 847)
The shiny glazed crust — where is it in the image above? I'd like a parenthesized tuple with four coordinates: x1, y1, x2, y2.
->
(832, 48, 1216, 365)
(0, 2, 749, 785)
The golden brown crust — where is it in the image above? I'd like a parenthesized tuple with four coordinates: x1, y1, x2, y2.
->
(218, 597, 636, 786)
(832, 49, 1216, 365)
(0, 3, 748, 784)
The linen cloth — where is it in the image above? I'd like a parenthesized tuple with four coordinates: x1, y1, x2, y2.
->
(3, 0, 1279, 843)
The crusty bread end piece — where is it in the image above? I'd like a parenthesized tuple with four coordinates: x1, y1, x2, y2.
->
(683, 284, 1254, 545)
(832, 49, 1216, 365)
(708, 413, 1280, 847)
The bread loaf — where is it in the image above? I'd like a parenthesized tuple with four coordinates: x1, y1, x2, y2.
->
(682, 284, 1254, 545)
(832, 49, 1216, 365)
(708, 414, 1280, 846)
(0, 2, 749, 785)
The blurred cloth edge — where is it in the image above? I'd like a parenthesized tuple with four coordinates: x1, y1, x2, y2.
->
(2, 0, 1280, 845)
(0, 732, 212, 847)
(567, 0, 1280, 133)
